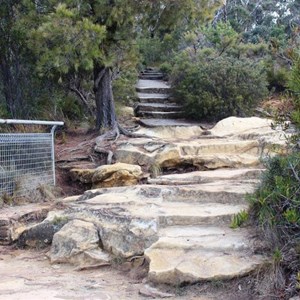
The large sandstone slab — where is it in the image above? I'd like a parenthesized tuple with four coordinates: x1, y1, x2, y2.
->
(115, 138, 262, 169)
(146, 248, 265, 284)
(145, 225, 266, 284)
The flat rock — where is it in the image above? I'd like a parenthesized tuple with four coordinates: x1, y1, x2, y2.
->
(138, 118, 208, 128)
(145, 225, 266, 284)
(137, 93, 170, 104)
(145, 247, 265, 284)
(136, 80, 170, 90)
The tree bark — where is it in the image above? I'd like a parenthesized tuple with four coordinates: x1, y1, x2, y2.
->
(93, 65, 117, 130)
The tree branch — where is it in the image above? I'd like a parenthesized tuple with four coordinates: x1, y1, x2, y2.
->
(69, 85, 94, 116)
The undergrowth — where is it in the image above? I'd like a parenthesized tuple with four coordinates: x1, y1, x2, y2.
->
(249, 153, 300, 298)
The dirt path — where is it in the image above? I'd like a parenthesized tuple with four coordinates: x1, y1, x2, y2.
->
(0, 245, 256, 300)
(0, 245, 150, 300)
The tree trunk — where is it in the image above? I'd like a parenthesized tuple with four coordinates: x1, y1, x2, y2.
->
(93, 65, 117, 130)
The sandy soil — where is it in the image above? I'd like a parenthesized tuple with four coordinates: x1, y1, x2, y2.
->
(0, 244, 258, 300)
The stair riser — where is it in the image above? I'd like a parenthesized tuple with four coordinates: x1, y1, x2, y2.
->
(138, 98, 172, 104)
(139, 75, 164, 80)
(135, 106, 182, 113)
(136, 87, 171, 94)
(158, 214, 237, 227)
(162, 191, 250, 205)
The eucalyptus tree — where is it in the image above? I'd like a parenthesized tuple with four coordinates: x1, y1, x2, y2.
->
(213, 0, 300, 42)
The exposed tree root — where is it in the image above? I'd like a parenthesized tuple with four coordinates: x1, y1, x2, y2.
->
(94, 147, 114, 165)
(58, 122, 152, 166)
(95, 122, 153, 145)
(93, 122, 155, 165)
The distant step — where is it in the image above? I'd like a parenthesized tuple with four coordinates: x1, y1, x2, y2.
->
(135, 103, 182, 114)
(138, 118, 203, 128)
(137, 111, 183, 119)
(136, 79, 171, 94)
(139, 74, 164, 80)
(141, 72, 163, 76)
(137, 93, 171, 104)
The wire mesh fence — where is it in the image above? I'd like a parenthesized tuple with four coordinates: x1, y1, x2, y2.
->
(0, 120, 63, 198)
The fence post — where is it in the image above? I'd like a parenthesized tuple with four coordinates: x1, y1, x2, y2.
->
(51, 125, 58, 186)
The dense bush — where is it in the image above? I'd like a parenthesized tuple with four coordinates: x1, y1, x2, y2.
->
(172, 53, 268, 122)
(113, 67, 138, 105)
(249, 154, 300, 296)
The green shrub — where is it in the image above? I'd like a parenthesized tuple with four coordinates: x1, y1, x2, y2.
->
(56, 95, 84, 120)
(266, 62, 289, 92)
(113, 67, 138, 105)
(172, 54, 268, 122)
(249, 153, 300, 296)
(288, 51, 300, 97)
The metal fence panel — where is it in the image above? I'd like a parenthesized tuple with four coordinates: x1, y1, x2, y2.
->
(0, 133, 54, 196)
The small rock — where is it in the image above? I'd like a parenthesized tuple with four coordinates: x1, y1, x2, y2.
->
(139, 284, 175, 298)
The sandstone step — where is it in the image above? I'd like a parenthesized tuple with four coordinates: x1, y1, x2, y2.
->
(75, 176, 256, 205)
(74, 191, 248, 227)
(148, 168, 264, 185)
(144, 226, 266, 285)
(141, 72, 163, 76)
(137, 93, 171, 104)
(137, 118, 204, 128)
(159, 180, 259, 205)
(145, 243, 266, 284)
(144, 67, 159, 72)
(139, 74, 164, 80)
(115, 138, 263, 169)
(136, 79, 171, 94)
(137, 111, 183, 119)
(157, 225, 253, 250)
(135, 103, 182, 113)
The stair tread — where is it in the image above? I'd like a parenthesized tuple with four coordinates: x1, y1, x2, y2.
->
(138, 118, 204, 127)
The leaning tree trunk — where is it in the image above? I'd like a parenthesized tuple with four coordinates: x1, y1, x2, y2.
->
(93, 65, 117, 131)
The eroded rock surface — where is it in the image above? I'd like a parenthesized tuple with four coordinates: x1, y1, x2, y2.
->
(70, 162, 143, 188)
(115, 117, 288, 171)
(49, 219, 110, 268)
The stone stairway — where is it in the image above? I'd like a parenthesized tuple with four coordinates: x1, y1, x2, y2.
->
(4, 117, 289, 296)
(135, 69, 184, 124)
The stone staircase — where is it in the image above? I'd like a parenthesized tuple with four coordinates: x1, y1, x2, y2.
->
(135, 68, 184, 124)
(3, 116, 289, 295)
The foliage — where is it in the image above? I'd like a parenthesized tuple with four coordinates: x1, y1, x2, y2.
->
(230, 210, 249, 229)
(138, 34, 177, 67)
(249, 153, 300, 296)
(172, 52, 268, 121)
(288, 50, 300, 98)
(265, 60, 289, 92)
(113, 66, 138, 105)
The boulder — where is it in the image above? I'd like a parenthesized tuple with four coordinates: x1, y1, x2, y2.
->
(70, 163, 143, 188)
(49, 219, 110, 267)
(92, 162, 143, 188)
